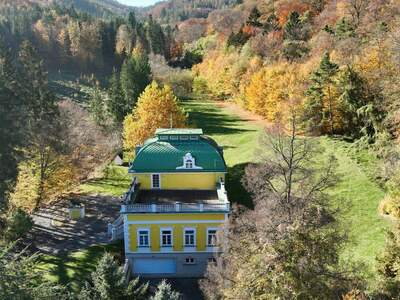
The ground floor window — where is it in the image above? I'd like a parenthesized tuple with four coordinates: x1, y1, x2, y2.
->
(207, 229, 217, 246)
(184, 228, 196, 246)
(208, 257, 217, 264)
(161, 229, 173, 247)
(184, 257, 196, 264)
(137, 229, 150, 247)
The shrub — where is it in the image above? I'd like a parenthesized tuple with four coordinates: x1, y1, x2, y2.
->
(4, 208, 33, 242)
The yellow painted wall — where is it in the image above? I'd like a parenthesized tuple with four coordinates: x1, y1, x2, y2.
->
(135, 172, 225, 190)
(128, 222, 223, 252)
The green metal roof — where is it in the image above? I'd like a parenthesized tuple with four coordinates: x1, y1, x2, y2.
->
(155, 128, 203, 135)
(129, 130, 226, 173)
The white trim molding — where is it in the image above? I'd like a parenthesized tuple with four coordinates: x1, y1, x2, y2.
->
(160, 227, 173, 251)
(206, 227, 219, 247)
(183, 227, 196, 249)
(176, 153, 203, 170)
(137, 227, 150, 249)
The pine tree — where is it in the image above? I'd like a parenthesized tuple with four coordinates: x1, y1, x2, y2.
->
(284, 11, 302, 40)
(89, 82, 106, 125)
(335, 17, 355, 40)
(78, 253, 148, 300)
(303, 52, 339, 134)
(377, 223, 400, 297)
(263, 13, 280, 33)
(247, 7, 262, 27)
(119, 48, 151, 121)
(18, 41, 61, 211)
(0, 43, 24, 208)
(150, 280, 181, 300)
(108, 69, 125, 123)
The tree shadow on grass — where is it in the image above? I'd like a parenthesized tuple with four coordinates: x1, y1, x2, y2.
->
(226, 163, 253, 209)
(185, 101, 256, 136)
(38, 242, 124, 292)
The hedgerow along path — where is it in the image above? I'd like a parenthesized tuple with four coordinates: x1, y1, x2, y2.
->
(183, 99, 388, 283)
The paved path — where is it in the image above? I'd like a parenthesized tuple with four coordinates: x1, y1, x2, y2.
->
(24, 194, 121, 254)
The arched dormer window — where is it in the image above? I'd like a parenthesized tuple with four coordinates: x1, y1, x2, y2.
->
(176, 153, 202, 170)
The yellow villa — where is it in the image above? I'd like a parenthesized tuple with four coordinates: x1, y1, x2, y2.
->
(112, 128, 230, 277)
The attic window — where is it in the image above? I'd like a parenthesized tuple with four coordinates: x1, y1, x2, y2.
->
(176, 153, 203, 170)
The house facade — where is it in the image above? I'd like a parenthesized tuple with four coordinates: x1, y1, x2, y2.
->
(120, 128, 230, 277)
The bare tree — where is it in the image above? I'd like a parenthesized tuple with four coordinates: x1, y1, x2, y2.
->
(201, 115, 362, 299)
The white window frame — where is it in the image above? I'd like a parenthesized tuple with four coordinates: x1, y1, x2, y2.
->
(176, 153, 202, 170)
(160, 227, 173, 248)
(183, 227, 196, 247)
(179, 135, 189, 140)
(184, 257, 196, 265)
(159, 135, 168, 141)
(151, 173, 161, 189)
(137, 228, 150, 248)
(170, 135, 178, 140)
(207, 228, 218, 247)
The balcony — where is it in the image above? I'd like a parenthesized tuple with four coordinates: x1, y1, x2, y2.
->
(121, 202, 230, 213)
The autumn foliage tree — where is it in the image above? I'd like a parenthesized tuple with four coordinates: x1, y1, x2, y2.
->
(123, 81, 187, 149)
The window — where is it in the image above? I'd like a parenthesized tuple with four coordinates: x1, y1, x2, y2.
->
(137, 229, 149, 247)
(151, 174, 160, 189)
(170, 135, 178, 140)
(208, 257, 217, 264)
(159, 135, 168, 141)
(184, 257, 196, 264)
(161, 229, 173, 247)
(185, 160, 193, 169)
(184, 229, 196, 246)
(190, 135, 198, 140)
(207, 229, 217, 246)
(179, 135, 188, 140)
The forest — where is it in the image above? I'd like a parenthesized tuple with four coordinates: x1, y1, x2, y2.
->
(1, 0, 400, 299)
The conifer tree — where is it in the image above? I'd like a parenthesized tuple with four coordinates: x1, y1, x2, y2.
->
(247, 7, 262, 27)
(150, 280, 181, 300)
(89, 82, 106, 125)
(119, 48, 151, 121)
(78, 253, 148, 300)
(18, 41, 61, 211)
(0, 43, 24, 207)
(107, 69, 125, 123)
(377, 223, 400, 297)
(303, 52, 339, 134)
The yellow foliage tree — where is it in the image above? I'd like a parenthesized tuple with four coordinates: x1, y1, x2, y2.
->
(123, 81, 187, 149)
(10, 153, 77, 212)
(245, 63, 304, 122)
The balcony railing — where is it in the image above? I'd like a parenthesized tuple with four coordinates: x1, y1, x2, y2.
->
(121, 202, 230, 213)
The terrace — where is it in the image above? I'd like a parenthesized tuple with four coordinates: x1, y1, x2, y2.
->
(120, 178, 229, 213)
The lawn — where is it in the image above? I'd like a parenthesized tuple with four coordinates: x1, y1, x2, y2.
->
(39, 98, 388, 289)
(38, 242, 124, 292)
(184, 99, 388, 282)
(78, 165, 131, 197)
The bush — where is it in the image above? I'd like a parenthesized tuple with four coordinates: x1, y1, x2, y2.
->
(4, 208, 33, 242)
